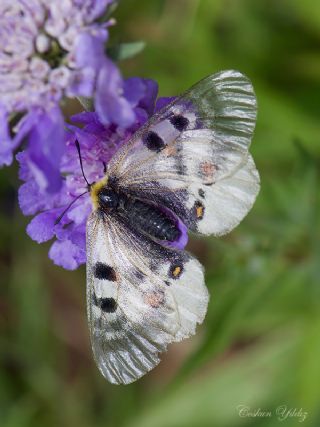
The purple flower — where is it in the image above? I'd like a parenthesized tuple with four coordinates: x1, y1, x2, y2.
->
(0, 0, 138, 192)
(0, 1, 115, 113)
(19, 77, 174, 270)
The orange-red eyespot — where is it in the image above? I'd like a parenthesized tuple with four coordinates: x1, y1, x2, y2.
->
(169, 263, 184, 279)
(194, 200, 205, 219)
(144, 291, 165, 308)
(199, 161, 215, 185)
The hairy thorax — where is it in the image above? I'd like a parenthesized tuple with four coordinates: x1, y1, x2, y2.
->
(90, 176, 181, 243)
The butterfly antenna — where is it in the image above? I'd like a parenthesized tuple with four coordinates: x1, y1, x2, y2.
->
(75, 139, 91, 188)
(55, 140, 92, 225)
(54, 190, 88, 225)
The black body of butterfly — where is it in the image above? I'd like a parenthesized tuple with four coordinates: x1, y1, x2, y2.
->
(86, 70, 260, 384)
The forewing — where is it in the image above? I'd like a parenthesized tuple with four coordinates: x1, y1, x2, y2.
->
(108, 70, 260, 236)
(86, 212, 209, 385)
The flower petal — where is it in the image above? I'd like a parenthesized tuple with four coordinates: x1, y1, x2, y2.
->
(75, 33, 106, 70)
(155, 96, 176, 112)
(27, 107, 66, 193)
(71, 111, 100, 125)
(68, 68, 95, 97)
(27, 211, 58, 243)
(95, 61, 135, 127)
(18, 176, 68, 215)
(67, 200, 91, 225)
(49, 239, 86, 270)
(125, 78, 158, 115)
(18, 181, 47, 216)
(0, 107, 13, 167)
(123, 77, 147, 107)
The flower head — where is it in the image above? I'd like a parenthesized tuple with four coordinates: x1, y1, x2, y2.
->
(0, 0, 137, 192)
(19, 77, 173, 270)
(0, 0, 114, 113)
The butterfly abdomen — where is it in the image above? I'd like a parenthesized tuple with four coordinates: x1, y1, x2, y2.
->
(124, 199, 180, 242)
(94, 184, 181, 243)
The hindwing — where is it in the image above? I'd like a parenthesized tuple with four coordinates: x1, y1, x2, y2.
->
(86, 212, 209, 385)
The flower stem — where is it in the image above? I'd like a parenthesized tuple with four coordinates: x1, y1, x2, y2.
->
(77, 97, 94, 112)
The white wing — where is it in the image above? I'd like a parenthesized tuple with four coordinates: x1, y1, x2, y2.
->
(86, 211, 209, 384)
(107, 70, 260, 236)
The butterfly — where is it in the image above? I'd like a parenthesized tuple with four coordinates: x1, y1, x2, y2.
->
(86, 70, 260, 384)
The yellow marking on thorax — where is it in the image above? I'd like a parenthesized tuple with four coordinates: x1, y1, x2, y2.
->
(90, 175, 108, 209)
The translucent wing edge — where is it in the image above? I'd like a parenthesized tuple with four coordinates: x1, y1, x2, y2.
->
(192, 69, 257, 152)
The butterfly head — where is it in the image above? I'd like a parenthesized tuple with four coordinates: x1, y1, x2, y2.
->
(90, 176, 112, 210)
(97, 188, 120, 210)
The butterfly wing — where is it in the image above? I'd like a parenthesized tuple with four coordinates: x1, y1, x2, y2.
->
(108, 70, 259, 236)
(86, 211, 209, 385)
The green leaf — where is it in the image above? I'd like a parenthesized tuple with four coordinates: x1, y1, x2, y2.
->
(107, 41, 146, 61)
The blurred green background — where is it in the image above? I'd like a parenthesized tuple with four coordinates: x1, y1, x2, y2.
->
(1, 0, 320, 426)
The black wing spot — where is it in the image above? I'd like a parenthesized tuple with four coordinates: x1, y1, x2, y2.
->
(170, 114, 189, 131)
(94, 262, 116, 281)
(198, 188, 205, 198)
(100, 297, 117, 313)
(143, 131, 166, 152)
(169, 262, 184, 279)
